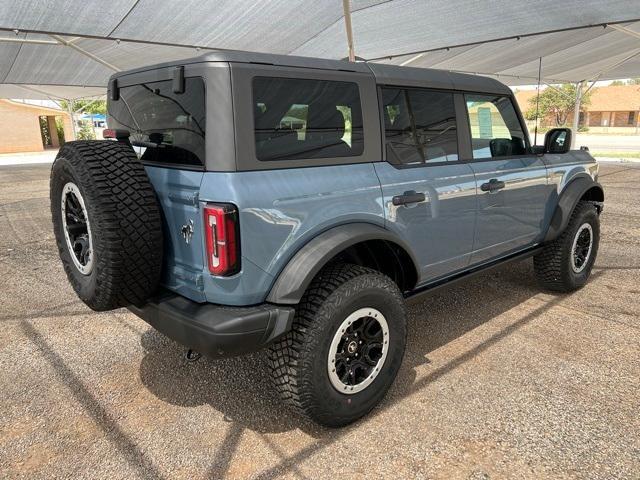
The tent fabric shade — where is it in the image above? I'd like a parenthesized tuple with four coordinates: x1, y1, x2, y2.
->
(383, 22, 640, 85)
(0, 0, 639, 99)
(0, 84, 106, 100)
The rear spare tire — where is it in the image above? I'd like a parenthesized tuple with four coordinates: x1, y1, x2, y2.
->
(50, 141, 163, 311)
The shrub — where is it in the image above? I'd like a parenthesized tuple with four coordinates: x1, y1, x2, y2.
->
(77, 121, 96, 140)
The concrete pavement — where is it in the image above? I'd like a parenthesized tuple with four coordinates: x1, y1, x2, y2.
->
(0, 162, 638, 479)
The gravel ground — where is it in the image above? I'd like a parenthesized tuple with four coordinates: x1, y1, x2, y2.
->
(0, 162, 638, 480)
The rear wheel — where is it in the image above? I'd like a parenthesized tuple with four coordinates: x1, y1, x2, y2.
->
(269, 263, 407, 427)
(50, 141, 163, 311)
(534, 201, 600, 292)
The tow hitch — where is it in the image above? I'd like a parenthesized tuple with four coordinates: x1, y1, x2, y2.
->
(184, 349, 201, 362)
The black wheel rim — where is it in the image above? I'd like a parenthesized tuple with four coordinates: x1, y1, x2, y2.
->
(61, 182, 94, 275)
(571, 223, 593, 273)
(328, 308, 389, 394)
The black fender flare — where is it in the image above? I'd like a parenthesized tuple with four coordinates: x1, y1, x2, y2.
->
(266, 223, 419, 305)
(544, 176, 604, 242)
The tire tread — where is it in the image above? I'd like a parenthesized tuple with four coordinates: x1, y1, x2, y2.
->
(268, 263, 405, 425)
(51, 141, 163, 310)
(534, 200, 598, 292)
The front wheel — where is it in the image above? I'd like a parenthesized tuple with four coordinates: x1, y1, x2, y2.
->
(269, 263, 407, 427)
(534, 201, 600, 292)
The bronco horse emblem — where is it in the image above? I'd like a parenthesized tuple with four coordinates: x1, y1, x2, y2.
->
(181, 219, 194, 245)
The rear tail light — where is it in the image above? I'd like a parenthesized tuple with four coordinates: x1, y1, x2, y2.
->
(103, 129, 130, 141)
(203, 203, 240, 276)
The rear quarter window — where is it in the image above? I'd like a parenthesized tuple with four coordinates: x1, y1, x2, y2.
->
(107, 77, 206, 168)
(252, 77, 364, 161)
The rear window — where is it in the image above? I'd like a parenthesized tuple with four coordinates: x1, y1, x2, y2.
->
(107, 77, 206, 167)
(252, 77, 364, 161)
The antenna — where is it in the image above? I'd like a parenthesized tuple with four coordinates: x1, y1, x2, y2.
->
(533, 56, 542, 146)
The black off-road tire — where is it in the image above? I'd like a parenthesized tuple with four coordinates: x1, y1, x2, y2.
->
(268, 263, 407, 427)
(534, 201, 600, 292)
(50, 141, 163, 311)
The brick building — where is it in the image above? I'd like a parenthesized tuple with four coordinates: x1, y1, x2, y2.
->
(515, 84, 640, 134)
(0, 100, 73, 154)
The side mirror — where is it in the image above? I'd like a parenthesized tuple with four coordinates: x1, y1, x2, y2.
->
(544, 128, 572, 154)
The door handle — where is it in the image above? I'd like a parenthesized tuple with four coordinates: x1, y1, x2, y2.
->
(480, 178, 506, 192)
(392, 190, 426, 206)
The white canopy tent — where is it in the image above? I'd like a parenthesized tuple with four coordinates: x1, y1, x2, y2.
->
(1, 0, 639, 140)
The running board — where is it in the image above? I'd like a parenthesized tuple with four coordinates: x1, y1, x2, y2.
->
(405, 246, 543, 305)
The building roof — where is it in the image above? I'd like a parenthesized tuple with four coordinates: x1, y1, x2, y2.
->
(513, 90, 541, 113)
(0, 99, 70, 116)
(514, 84, 640, 113)
(588, 84, 640, 111)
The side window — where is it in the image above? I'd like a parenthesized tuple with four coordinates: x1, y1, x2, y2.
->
(252, 77, 364, 161)
(382, 88, 458, 165)
(465, 94, 527, 159)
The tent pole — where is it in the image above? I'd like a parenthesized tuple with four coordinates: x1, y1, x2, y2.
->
(66, 100, 77, 140)
(0, 36, 58, 45)
(50, 34, 121, 72)
(342, 0, 356, 62)
(571, 81, 583, 148)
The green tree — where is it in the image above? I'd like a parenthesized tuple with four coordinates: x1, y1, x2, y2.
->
(59, 99, 106, 115)
(55, 117, 66, 146)
(525, 84, 591, 127)
(77, 121, 96, 140)
(610, 80, 626, 86)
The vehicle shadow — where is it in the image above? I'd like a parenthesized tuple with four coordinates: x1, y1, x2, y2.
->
(138, 258, 544, 439)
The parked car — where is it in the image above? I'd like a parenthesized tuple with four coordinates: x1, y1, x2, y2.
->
(50, 50, 603, 427)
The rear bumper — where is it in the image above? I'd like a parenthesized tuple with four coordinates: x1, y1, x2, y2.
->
(127, 290, 295, 358)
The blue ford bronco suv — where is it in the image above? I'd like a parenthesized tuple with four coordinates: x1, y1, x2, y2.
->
(50, 50, 604, 427)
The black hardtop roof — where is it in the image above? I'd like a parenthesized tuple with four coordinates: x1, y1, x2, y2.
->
(367, 63, 511, 95)
(112, 49, 511, 95)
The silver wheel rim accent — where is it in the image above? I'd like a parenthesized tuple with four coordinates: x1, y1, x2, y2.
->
(61, 182, 94, 275)
(327, 307, 389, 395)
(571, 223, 593, 273)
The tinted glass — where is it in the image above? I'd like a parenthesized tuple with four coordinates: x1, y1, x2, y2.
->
(382, 88, 458, 165)
(253, 77, 364, 161)
(465, 94, 527, 159)
(107, 77, 206, 167)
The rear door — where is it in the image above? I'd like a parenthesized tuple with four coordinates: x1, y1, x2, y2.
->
(107, 74, 207, 301)
(375, 87, 477, 283)
(462, 93, 549, 264)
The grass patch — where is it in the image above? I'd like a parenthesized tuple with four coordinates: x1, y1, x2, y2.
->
(592, 151, 640, 159)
